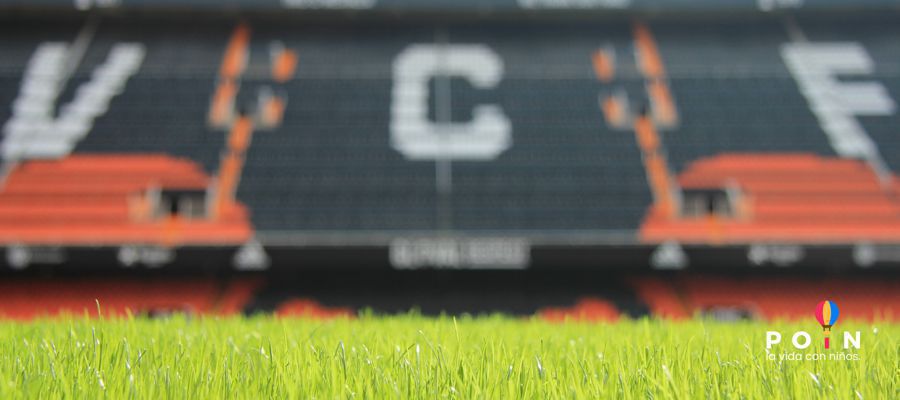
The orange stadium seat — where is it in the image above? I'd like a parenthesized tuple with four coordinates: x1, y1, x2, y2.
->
(677, 276, 898, 322)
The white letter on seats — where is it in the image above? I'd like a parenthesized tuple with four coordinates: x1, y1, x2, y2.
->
(781, 43, 895, 162)
(2, 42, 145, 160)
(391, 44, 511, 160)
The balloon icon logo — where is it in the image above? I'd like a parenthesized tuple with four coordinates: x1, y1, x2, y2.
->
(815, 300, 839, 349)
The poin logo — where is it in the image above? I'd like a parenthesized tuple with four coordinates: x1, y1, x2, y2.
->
(765, 300, 861, 362)
(814, 300, 839, 349)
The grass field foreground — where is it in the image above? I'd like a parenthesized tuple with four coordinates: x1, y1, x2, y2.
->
(0, 314, 895, 399)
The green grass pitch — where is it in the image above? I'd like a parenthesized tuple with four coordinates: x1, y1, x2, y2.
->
(0, 314, 895, 399)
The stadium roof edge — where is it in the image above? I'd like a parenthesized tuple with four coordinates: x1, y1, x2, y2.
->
(0, 0, 898, 18)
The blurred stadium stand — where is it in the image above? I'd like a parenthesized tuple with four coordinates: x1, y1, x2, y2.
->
(0, 0, 897, 319)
